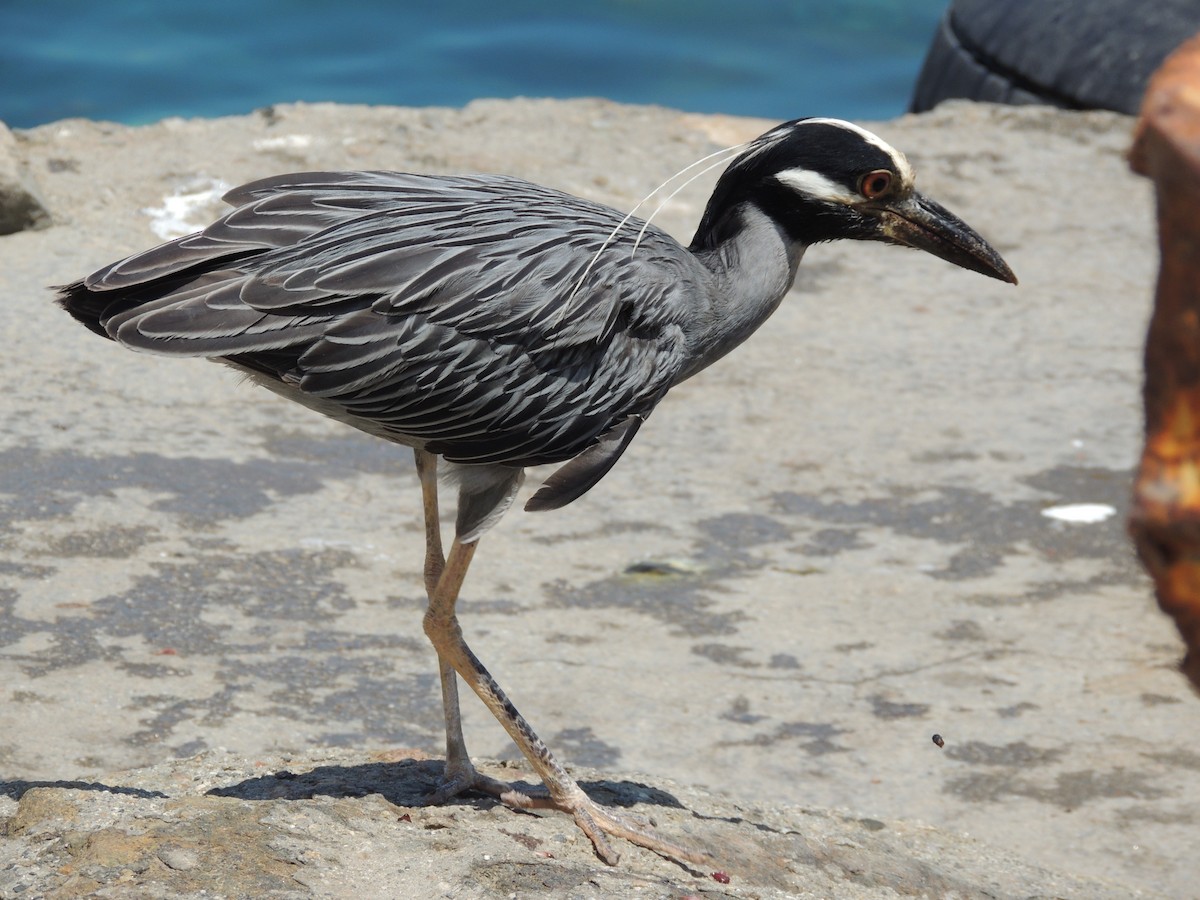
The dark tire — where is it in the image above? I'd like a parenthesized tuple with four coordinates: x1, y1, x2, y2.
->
(910, 0, 1200, 114)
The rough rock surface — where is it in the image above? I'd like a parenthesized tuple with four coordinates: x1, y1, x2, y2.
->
(0, 98, 1193, 896)
(1, 749, 1126, 898)
(0, 122, 50, 235)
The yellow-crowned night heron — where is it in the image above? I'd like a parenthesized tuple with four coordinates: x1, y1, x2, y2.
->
(57, 118, 1015, 866)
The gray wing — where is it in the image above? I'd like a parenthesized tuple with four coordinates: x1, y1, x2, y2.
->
(71, 171, 706, 469)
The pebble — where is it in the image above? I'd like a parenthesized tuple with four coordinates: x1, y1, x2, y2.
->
(157, 847, 200, 872)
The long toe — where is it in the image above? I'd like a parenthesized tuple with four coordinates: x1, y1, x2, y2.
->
(505, 790, 715, 868)
(425, 759, 529, 806)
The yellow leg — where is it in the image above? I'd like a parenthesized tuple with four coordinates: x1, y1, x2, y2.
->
(422, 532, 714, 867)
(413, 450, 511, 801)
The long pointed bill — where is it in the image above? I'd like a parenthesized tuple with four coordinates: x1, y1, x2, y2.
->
(877, 193, 1017, 284)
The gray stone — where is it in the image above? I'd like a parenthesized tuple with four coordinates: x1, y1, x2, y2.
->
(157, 846, 201, 871)
(0, 121, 50, 233)
(0, 749, 1143, 898)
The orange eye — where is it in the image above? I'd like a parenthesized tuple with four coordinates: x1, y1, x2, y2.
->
(859, 169, 893, 199)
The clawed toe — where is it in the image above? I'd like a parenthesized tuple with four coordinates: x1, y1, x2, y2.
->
(504, 785, 712, 867)
(576, 796, 713, 867)
(425, 761, 711, 867)
(425, 761, 518, 805)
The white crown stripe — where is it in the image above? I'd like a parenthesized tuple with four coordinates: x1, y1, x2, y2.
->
(801, 118, 915, 186)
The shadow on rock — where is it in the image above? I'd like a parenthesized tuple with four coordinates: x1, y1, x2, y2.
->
(0, 779, 166, 802)
(206, 756, 689, 812)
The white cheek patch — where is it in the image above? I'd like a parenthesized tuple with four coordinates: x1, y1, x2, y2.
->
(774, 167, 861, 204)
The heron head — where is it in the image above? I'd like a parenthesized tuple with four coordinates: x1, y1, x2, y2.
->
(694, 118, 1016, 284)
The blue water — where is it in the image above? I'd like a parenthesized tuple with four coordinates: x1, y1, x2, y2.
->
(4, 1, 947, 129)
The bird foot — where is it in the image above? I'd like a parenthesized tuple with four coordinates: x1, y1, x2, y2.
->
(425, 760, 711, 868)
(504, 788, 715, 868)
(425, 758, 529, 805)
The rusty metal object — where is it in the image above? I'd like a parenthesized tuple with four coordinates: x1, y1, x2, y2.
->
(1129, 33, 1200, 691)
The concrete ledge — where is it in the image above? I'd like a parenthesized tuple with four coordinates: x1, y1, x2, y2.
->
(1, 749, 1128, 898)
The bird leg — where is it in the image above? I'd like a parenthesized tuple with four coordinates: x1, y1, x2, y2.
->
(423, 533, 714, 867)
(413, 450, 512, 802)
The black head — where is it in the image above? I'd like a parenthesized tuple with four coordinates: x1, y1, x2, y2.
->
(691, 118, 1016, 284)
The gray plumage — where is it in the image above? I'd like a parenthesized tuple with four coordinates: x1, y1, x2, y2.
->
(60, 170, 792, 535)
(59, 122, 1016, 541)
(58, 122, 1014, 542)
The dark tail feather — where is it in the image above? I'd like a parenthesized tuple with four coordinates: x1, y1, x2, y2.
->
(54, 280, 117, 339)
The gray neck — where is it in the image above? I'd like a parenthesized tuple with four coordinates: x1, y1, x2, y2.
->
(674, 203, 805, 385)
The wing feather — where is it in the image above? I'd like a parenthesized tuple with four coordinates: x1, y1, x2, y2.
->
(68, 170, 707, 468)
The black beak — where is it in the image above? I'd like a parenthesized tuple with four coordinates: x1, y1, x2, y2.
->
(875, 192, 1017, 284)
